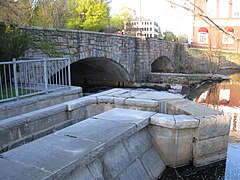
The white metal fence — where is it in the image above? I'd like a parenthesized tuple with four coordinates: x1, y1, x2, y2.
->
(0, 58, 71, 103)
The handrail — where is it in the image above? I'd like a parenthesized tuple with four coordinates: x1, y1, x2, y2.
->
(0, 58, 71, 103)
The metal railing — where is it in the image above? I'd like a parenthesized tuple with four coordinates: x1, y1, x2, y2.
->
(0, 58, 71, 103)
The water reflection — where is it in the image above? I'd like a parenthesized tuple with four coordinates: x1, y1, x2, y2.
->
(160, 71, 240, 179)
(188, 71, 240, 131)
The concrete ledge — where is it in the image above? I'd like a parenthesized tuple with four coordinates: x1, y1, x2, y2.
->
(0, 108, 165, 180)
(0, 86, 82, 120)
(0, 88, 231, 170)
(150, 113, 199, 129)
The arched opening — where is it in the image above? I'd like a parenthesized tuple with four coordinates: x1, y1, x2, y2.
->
(151, 56, 174, 73)
(71, 57, 131, 92)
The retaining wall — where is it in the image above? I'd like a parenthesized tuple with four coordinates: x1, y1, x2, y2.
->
(0, 88, 231, 179)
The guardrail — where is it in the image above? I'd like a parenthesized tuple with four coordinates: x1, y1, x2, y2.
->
(0, 58, 71, 103)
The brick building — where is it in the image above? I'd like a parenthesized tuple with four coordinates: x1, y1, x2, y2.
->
(192, 0, 240, 51)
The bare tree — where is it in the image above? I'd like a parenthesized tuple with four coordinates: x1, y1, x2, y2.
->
(165, 0, 240, 43)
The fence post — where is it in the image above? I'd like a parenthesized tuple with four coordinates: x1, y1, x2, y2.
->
(43, 58, 48, 94)
(13, 58, 19, 100)
(67, 58, 71, 88)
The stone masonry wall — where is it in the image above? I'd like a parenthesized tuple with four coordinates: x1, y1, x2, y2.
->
(20, 26, 240, 84)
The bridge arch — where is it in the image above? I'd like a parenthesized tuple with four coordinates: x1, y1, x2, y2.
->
(151, 56, 174, 73)
(71, 57, 131, 90)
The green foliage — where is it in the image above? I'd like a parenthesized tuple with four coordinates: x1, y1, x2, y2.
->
(67, 0, 111, 31)
(0, 23, 29, 61)
(110, 7, 136, 31)
(177, 34, 188, 43)
(31, 0, 70, 28)
(163, 31, 177, 42)
(33, 41, 65, 58)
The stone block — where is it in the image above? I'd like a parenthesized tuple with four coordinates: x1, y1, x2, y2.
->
(136, 91, 182, 101)
(87, 159, 105, 180)
(140, 146, 165, 179)
(179, 104, 221, 118)
(174, 115, 199, 129)
(0, 158, 52, 180)
(97, 96, 114, 104)
(123, 129, 152, 162)
(93, 108, 155, 131)
(66, 96, 97, 111)
(2, 133, 100, 173)
(64, 165, 94, 180)
(56, 117, 136, 148)
(124, 98, 159, 108)
(193, 135, 229, 164)
(148, 125, 194, 167)
(195, 115, 231, 140)
(150, 113, 175, 128)
(148, 126, 176, 166)
(113, 97, 126, 105)
(115, 159, 151, 180)
(102, 143, 130, 178)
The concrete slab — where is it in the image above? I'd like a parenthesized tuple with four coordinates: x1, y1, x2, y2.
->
(124, 98, 159, 108)
(55, 117, 137, 146)
(0, 156, 52, 180)
(180, 104, 221, 117)
(2, 134, 100, 173)
(134, 91, 182, 101)
(174, 115, 199, 129)
(150, 113, 175, 128)
(93, 108, 155, 125)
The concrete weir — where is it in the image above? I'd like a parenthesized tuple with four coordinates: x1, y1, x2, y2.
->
(0, 88, 231, 179)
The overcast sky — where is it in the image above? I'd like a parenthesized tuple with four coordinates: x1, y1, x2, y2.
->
(110, 0, 193, 35)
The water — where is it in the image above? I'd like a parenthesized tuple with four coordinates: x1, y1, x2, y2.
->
(160, 70, 240, 179)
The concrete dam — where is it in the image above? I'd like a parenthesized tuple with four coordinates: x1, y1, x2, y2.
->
(0, 87, 231, 179)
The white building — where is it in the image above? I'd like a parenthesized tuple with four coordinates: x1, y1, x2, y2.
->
(124, 17, 159, 38)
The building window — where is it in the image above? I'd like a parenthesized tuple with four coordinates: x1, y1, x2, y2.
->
(219, 0, 229, 18)
(222, 27, 234, 44)
(207, 0, 217, 18)
(232, 0, 240, 18)
(198, 27, 208, 44)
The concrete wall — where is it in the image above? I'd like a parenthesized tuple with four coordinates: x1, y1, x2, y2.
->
(0, 108, 165, 180)
(0, 87, 82, 120)
(0, 89, 231, 169)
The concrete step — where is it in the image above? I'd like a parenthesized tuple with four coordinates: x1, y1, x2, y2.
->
(0, 86, 82, 121)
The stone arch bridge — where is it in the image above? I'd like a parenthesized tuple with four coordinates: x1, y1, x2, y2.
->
(22, 26, 220, 88)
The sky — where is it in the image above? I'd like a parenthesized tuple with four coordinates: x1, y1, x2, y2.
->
(110, 0, 194, 36)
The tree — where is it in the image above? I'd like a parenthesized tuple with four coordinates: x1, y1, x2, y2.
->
(67, 0, 111, 31)
(31, 0, 70, 28)
(0, 0, 34, 26)
(0, 23, 29, 61)
(163, 31, 177, 42)
(110, 7, 136, 31)
(164, 0, 240, 43)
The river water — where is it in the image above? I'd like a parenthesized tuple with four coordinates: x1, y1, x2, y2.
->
(160, 70, 240, 179)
